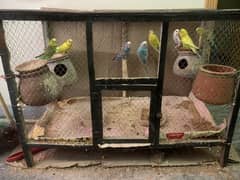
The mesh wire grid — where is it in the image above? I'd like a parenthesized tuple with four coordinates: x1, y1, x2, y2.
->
(102, 90, 150, 139)
(1, 20, 240, 143)
(160, 20, 240, 140)
(3, 21, 92, 142)
(93, 21, 161, 79)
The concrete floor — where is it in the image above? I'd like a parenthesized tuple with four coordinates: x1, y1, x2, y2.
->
(1, 150, 240, 180)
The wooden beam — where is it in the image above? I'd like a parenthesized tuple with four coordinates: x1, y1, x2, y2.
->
(205, 0, 218, 9)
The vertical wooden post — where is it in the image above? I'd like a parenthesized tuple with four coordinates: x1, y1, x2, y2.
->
(205, 0, 218, 9)
(121, 22, 128, 97)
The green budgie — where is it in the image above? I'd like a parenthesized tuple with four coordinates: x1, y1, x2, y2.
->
(36, 38, 58, 60)
(196, 26, 216, 49)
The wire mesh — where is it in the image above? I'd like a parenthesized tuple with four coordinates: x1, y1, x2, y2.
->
(160, 20, 240, 141)
(2, 21, 92, 144)
(3, 21, 45, 70)
(163, 21, 201, 96)
(102, 90, 150, 139)
(93, 22, 161, 79)
(1, 19, 240, 145)
(3, 21, 46, 120)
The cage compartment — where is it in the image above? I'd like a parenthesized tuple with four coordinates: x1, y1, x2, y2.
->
(102, 96, 150, 139)
(93, 22, 160, 79)
(101, 90, 151, 140)
(28, 97, 92, 146)
(159, 93, 225, 142)
(28, 93, 225, 145)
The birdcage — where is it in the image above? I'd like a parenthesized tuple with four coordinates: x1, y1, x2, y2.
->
(0, 10, 240, 168)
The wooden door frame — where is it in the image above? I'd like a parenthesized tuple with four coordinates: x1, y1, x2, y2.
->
(205, 0, 218, 9)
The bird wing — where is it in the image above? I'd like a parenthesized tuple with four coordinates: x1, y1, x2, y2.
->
(152, 35, 160, 49)
(182, 36, 199, 49)
(137, 47, 148, 64)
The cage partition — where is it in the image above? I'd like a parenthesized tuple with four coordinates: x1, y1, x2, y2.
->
(0, 10, 240, 167)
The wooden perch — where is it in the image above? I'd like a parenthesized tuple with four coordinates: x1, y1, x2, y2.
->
(121, 22, 128, 97)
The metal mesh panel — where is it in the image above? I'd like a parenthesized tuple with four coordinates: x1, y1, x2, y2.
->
(163, 21, 201, 96)
(160, 20, 240, 141)
(204, 19, 240, 149)
(3, 21, 45, 70)
(3, 21, 46, 120)
(3, 21, 92, 144)
(47, 21, 89, 98)
(207, 21, 240, 68)
(102, 90, 150, 139)
(2, 19, 240, 145)
(93, 22, 161, 78)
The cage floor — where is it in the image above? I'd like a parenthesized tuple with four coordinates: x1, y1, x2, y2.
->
(29, 95, 225, 143)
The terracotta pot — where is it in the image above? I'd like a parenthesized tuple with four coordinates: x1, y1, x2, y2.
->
(47, 53, 78, 87)
(15, 60, 62, 106)
(173, 50, 202, 78)
(192, 64, 237, 105)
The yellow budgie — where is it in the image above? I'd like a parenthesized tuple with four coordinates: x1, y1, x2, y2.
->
(179, 28, 199, 54)
(56, 39, 73, 54)
(148, 30, 160, 53)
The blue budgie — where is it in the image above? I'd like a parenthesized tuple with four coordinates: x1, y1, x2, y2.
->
(112, 41, 131, 61)
(137, 41, 149, 74)
(137, 41, 148, 64)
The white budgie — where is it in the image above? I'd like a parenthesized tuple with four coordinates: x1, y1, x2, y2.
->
(173, 29, 181, 48)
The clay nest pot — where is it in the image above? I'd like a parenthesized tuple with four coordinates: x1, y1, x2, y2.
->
(192, 64, 237, 105)
(15, 60, 63, 106)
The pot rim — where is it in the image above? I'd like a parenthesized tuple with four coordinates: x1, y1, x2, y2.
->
(48, 53, 69, 63)
(177, 49, 196, 56)
(15, 60, 48, 73)
(200, 64, 237, 76)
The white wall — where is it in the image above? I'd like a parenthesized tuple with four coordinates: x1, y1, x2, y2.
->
(1, 0, 205, 10)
